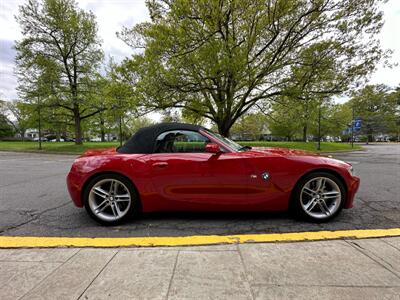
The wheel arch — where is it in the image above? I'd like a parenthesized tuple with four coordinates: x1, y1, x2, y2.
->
(81, 171, 141, 210)
(289, 168, 348, 208)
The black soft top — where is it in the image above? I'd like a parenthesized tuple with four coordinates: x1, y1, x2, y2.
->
(117, 122, 203, 154)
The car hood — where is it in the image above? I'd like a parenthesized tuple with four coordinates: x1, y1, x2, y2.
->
(250, 147, 318, 157)
(80, 148, 117, 157)
(247, 147, 351, 168)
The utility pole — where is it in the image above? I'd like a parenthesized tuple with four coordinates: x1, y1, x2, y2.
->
(119, 114, 122, 147)
(351, 106, 355, 148)
(118, 96, 123, 147)
(38, 96, 42, 150)
(317, 101, 322, 151)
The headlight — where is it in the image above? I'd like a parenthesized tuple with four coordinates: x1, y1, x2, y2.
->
(348, 165, 355, 176)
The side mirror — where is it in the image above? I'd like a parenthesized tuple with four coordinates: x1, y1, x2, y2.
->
(205, 143, 221, 154)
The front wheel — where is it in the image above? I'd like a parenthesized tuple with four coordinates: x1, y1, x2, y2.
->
(292, 172, 346, 222)
(83, 174, 139, 225)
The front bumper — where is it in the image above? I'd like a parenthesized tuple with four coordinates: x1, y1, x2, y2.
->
(66, 171, 84, 207)
(344, 175, 360, 209)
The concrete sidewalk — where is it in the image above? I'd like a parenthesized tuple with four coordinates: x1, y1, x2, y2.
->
(1, 237, 399, 300)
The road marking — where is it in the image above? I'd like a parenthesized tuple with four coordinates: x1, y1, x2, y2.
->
(0, 228, 399, 248)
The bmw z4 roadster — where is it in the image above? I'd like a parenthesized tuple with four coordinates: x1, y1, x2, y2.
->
(67, 123, 360, 225)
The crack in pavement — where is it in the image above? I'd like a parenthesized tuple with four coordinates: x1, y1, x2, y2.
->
(0, 201, 71, 235)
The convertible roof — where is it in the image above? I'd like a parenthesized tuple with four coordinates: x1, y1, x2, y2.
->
(117, 122, 203, 154)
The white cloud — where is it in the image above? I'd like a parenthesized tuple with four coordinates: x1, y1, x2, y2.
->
(77, 0, 149, 61)
(369, 0, 400, 87)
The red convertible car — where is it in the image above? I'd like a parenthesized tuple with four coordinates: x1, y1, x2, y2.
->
(67, 123, 360, 225)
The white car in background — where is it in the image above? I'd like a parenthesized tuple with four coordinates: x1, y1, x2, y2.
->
(90, 137, 102, 142)
(33, 137, 47, 142)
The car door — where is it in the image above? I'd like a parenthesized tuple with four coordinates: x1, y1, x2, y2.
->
(144, 130, 251, 210)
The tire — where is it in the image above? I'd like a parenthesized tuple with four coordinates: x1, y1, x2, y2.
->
(291, 171, 346, 222)
(83, 173, 140, 225)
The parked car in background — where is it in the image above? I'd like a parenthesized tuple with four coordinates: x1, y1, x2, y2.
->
(90, 137, 102, 142)
(33, 137, 47, 142)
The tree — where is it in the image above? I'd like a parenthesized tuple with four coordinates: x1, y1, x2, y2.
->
(118, 0, 387, 136)
(15, 0, 104, 144)
(267, 97, 303, 140)
(0, 101, 15, 138)
(0, 116, 14, 138)
(318, 103, 352, 138)
(102, 60, 144, 143)
(308, 101, 351, 139)
(230, 112, 268, 140)
(350, 85, 399, 142)
(0, 100, 30, 140)
(126, 116, 154, 133)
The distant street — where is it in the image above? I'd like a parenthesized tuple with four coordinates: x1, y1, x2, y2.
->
(0, 144, 399, 237)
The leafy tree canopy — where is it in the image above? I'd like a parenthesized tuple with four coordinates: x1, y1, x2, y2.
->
(349, 84, 399, 141)
(118, 0, 388, 136)
(15, 0, 104, 144)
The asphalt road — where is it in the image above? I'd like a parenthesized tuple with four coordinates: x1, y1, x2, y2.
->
(0, 144, 399, 237)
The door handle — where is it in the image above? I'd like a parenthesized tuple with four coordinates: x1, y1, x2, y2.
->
(152, 162, 168, 168)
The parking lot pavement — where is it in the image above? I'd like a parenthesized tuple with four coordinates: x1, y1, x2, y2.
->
(0, 237, 399, 300)
(0, 143, 399, 237)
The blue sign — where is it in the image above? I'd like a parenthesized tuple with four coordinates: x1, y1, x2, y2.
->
(342, 118, 362, 135)
(354, 118, 362, 131)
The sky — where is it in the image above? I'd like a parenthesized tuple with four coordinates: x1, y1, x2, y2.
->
(0, 0, 399, 102)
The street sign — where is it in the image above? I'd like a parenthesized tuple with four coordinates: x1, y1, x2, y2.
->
(354, 118, 362, 131)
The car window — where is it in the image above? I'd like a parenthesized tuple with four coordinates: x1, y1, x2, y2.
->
(154, 130, 210, 153)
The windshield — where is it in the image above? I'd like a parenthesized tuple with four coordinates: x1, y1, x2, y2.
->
(204, 129, 246, 152)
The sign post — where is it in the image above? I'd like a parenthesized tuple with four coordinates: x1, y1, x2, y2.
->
(351, 106, 354, 148)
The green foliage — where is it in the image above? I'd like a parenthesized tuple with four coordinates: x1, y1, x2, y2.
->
(267, 97, 309, 140)
(15, 0, 104, 144)
(118, 0, 387, 136)
(349, 85, 400, 141)
(0, 100, 31, 139)
(230, 113, 269, 139)
(267, 96, 353, 140)
(0, 115, 14, 138)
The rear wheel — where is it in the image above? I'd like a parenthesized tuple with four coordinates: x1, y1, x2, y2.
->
(292, 172, 345, 222)
(83, 174, 139, 225)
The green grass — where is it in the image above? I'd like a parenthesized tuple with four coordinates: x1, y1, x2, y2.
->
(0, 140, 361, 154)
(0, 141, 119, 154)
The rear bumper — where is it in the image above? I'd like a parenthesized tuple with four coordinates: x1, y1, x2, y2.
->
(66, 171, 84, 207)
(344, 175, 360, 209)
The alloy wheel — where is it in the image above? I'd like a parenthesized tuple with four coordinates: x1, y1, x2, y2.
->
(300, 176, 342, 220)
(88, 178, 132, 222)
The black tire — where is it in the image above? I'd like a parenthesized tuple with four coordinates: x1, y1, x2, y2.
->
(291, 171, 346, 222)
(83, 173, 140, 226)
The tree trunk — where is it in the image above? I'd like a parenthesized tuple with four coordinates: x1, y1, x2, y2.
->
(217, 121, 231, 137)
(74, 107, 82, 145)
(100, 129, 105, 142)
(100, 117, 105, 142)
(20, 129, 25, 141)
(302, 125, 308, 142)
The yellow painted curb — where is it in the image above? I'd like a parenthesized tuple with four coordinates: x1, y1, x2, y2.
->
(0, 228, 399, 248)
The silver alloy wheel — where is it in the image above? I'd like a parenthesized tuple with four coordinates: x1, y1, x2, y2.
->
(300, 177, 342, 220)
(88, 178, 132, 222)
